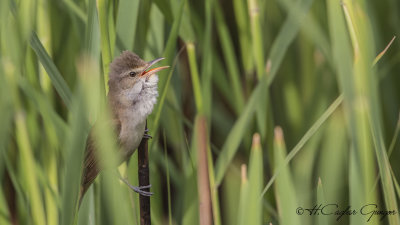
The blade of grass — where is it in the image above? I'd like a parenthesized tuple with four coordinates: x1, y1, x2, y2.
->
(261, 94, 343, 197)
(266, 0, 314, 84)
(43, 150, 59, 225)
(249, 0, 272, 140)
(201, 0, 213, 120)
(187, 43, 203, 113)
(30, 32, 72, 109)
(246, 134, 263, 225)
(390, 167, 400, 200)
(237, 164, 248, 225)
(248, 0, 264, 80)
(18, 79, 68, 141)
(133, 0, 152, 56)
(388, 113, 400, 157)
(97, 0, 114, 93)
(316, 178, 329, 225)
(273, 127, 300, 225)
(279, 0, 332, 65)
(0, 65, 14, 171)
(373, 36, 396, 66)
(349, 146, 365, 225)
(37, 0, 54, 95)
(169, 0, 194, 42)
(326, 4, 365, 219)
(107, 0, 115, 56)
(114, 0, 139, 52)
(150, 47, 185, 150)
(152, 0, 173, 23)
(15, 112, 46, 225)
(238, 134, 263, 225)
(63, 0, 87, 24)
(18, 0, 35, 41)
(0, 103, 13, 169)
(214, 0, 314, 185)
(60, 94, 89, 225)
(85, 0, 101, 57)
(214, 1, 245, 114)
(214, 83, 259, 185)
(207, 139, 222, 225)
(0, 185, 11, 225)
(182, 125, 200, 225)
(116, 0, 139, 52)
(318, 112, 348, 221)
(210, 52, 236, 107)
(233, 0, 252, 74)
(3, 151, 28, 214)
(149, 0, 185, 142)
(343, 1, 399, 224)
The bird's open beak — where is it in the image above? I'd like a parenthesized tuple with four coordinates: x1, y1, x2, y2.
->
(141, 57, 169, 78)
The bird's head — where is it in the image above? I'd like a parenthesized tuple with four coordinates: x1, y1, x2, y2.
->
(108, 51, 168, 108)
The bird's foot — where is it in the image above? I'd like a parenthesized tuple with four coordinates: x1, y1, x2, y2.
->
(132, 185, 153, 197)
(143, 128, 152, 139)
(120, 177, 153, 197)
(143, 133, 152, 139)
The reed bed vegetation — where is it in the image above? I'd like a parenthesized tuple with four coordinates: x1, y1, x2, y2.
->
(1, 0, 400, 224)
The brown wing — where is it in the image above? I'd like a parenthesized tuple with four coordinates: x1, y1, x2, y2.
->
(79, 119, 121, 205)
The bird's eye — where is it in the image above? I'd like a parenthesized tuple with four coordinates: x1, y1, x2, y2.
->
(129, 71, 137, 77)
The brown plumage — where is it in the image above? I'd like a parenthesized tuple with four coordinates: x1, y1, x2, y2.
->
(79, 119, 121, 204)
(78, 51, 168, 206)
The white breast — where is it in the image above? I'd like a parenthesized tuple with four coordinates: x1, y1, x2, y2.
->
(117, 75, 159, 157)
(118, 109, 146, 157)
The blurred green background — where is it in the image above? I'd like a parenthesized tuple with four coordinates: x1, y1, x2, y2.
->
(1, 0, 400, 224)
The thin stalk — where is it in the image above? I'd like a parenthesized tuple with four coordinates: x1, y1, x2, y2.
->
(187, 43, 203, 114)
(164, 132, 173, 225)
(97, 0, 113, 93)
(248, 0, 264, 79)
(196, 116, 212, 225)
(138, 121, 151, 225)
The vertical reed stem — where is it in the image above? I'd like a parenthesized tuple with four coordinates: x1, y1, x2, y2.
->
(138, 121, 151, 225)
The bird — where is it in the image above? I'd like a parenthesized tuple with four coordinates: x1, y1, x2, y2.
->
(79, 51, 169, 205)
